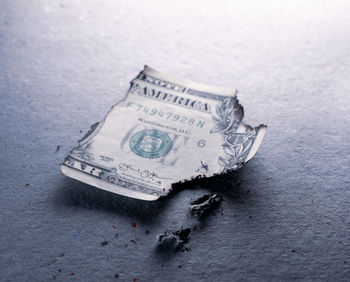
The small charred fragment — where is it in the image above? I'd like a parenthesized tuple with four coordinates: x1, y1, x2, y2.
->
(190, 193, 222, 218)
(174, 228, 191, 243)
(157, 228, 191, 248)
(157, 231, 177, 248)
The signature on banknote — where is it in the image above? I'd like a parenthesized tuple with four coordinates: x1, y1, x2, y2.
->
(118, 163, 172, 181)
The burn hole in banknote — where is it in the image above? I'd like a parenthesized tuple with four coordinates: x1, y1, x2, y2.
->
(60, 66, 267, 201)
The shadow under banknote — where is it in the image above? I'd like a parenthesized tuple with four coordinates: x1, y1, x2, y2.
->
(54, 176, 172, 223)
(54, 166, 247, 223)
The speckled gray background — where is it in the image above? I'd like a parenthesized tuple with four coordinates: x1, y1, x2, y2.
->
(0, 0, 349, 281)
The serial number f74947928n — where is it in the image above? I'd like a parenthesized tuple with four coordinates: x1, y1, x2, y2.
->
(125, 102, 206, 128)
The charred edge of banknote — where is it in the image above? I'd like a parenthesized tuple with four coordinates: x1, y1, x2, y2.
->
(168, 163, 246, 194)
(78, 121, 101, 145)
(61, 121, 104, 170)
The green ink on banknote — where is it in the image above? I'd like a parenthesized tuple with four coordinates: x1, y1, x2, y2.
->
(129, 129, 173, 159)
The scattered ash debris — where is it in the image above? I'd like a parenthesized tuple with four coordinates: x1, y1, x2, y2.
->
(175, 228, 191, 243)
(72, 231, 80, 238)
(157, 231, 176, 247)
(156, 194, 223, 251)
(56, 145, 61, 153)
(157, 228, 191, 249)
(47, 258, 57, 266)
(190, 193, 223, 218)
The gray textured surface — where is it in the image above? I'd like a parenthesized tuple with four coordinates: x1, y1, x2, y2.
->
(1, 0, 349, 281)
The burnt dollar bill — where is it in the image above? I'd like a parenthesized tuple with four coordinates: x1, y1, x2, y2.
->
(61, 66, 266, 200)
